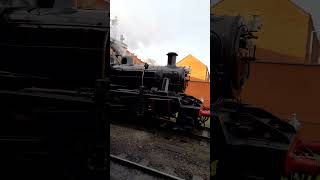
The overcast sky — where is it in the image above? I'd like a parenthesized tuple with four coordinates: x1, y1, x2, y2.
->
(211, 0, 320, 38)
(291, 0, 320, 38)
(111, 0, 210, 67)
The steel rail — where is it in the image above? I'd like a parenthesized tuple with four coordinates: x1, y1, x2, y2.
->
(110, 154, 184, 180)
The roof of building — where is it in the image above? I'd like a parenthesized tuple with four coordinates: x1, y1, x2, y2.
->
(125, 50, 144, 64)
(177, 54, 208, 70)
(177, 54, 209, 81)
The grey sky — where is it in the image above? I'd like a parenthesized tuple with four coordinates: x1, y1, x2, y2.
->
(291, 0, 320, 38)
(111, 0, 210, 67)
(211, 0, 320, 38)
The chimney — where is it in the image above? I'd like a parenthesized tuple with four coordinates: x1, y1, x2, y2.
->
(167, 52, 178, 67)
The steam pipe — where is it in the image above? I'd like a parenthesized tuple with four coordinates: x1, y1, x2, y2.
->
(167, 52, 178, 67)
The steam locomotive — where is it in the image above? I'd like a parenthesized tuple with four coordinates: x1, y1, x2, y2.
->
(110, 39, 209, 129)
(211, 15, 320, 179)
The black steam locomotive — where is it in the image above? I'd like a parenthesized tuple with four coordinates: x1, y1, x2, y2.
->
(110, 41, 208, 129)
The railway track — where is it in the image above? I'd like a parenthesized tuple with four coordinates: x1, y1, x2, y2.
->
(110, 123, 210, 180)
(110, 154, 184, 180)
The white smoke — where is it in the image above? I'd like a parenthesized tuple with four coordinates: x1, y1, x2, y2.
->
(111, 0, 210, 68)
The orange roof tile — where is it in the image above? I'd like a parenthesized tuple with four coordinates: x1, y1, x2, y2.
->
(125, 50, 145, 65)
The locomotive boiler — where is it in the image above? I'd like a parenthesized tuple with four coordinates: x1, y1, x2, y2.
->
(211, 15, 320, 179)
(110, 52, 189, 93)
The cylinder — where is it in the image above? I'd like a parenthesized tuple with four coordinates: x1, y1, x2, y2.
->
(167, 52, 178, 67)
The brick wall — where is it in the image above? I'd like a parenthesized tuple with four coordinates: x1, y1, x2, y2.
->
(241, 62, 320, 139)
(185, 81, 210, 108)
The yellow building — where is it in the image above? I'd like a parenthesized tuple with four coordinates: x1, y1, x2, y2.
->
(212, 0, 319, 64)
(177, 54, 209, 82)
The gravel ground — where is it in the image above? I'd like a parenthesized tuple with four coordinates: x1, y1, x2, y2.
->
(110, 124, 210, 180)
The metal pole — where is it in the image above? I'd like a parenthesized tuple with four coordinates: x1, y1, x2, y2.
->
(308, 30, 320, 64)
(102, 30, 109, 79)
(141, 70, 145, 87)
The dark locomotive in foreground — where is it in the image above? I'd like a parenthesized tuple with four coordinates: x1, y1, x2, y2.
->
(0, 1, 109, 179)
